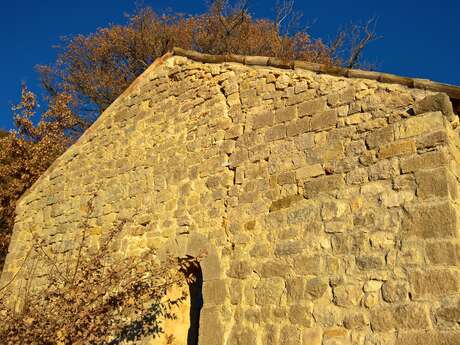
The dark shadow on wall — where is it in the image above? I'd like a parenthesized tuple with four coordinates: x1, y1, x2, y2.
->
(107, 262, 203, 345)
(107, 302, 167, 345)
(187, 264, 203, 345)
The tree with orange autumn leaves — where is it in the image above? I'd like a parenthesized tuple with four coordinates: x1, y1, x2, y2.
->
(0, 1, 378, 270)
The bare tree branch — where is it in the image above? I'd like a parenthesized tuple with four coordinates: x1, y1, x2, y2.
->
(346, 17, 381, 68)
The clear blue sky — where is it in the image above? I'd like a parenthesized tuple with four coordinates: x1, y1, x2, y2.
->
(1, 0, 459, 131)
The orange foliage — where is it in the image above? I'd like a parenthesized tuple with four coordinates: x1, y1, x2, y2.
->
(0, 86, 81, 270)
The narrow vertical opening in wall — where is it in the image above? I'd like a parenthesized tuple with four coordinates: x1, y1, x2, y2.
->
(186, 263, 203, 345)
(452, 98, 460, 115)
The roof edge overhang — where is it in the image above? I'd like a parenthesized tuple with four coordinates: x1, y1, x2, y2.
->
(171, 47, 460, 112)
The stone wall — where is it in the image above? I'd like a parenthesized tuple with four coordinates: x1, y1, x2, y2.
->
(1, 53, 460, 344)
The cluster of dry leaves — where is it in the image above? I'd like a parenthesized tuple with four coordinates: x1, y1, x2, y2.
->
(0, 197, 201, 344)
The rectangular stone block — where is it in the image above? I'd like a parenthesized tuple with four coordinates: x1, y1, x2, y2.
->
(286, 277, 305, 303)
(293, 255, 322, 275)
(265, 124, 287, 142)
(249, 144, 269, 162)
(415, 167, 457, 199)
(276, 171, 296, 185)
(253, 111, 274, 129)
(255, 278, 285, 305)
(426, 241, 458, 266)
(308, 142, 344, 163)
(275, 106, 296, 123)
(287, 203, 320, 225)
(304, 175, 345, 199)
(412, 93, 455, 120)
(280, 325, 303, 345)
(203, 279, 227, 305)
(287, 117, 310, 137)
(416, 130, 448, 149)
(395, 112, 445, 139)
(311, 109, 338, 131)
(328, 87, 355, 106)
(303, 328, 322, 345)
(298, 98, 326, 117)
(370, 304, 431, 332)
(269, 194, 303, 212)
(378, 139, 416, 159)
(409, 269, 459, 298)
(403, 152, 449, 176)
(199, 306, 225, 345)
(397, 331, 460, 345)
(435, 299, 460, 324)
(365, 126, 394, 149)
(289, 304, 314, 326)
(402, 201, 458, 239)
(296, 164, 324, 180)
(224, 124, 244, 139)
(356, 255, 385, 270)
(229, 149, 248, 168)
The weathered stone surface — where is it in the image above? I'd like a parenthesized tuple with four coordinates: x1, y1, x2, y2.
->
(227, 260, 253, 279)
(333, 284, 362, 307)
(409, 269, 459, 298)
(400, 150, 449, 173)
(280, 325, 302, 345)
(287, 203, 319, 224)
(415, 167, 457, 199)
(265, 124, 287, 141)
(370, 304, 431, 331)
(322, 327, 350, 345)
(3, 53, 460, 345)
(305, 277, 329, 299)
(255, 278, 285, 305)
(416, 130, 448, 149)
(381, 280, 408, 303)
(304, 175, 345, 198)
(253, 111, 274, 129)
(311, 109, 337, 131)
(412, 93, 455, 120)
(366, 126, 394, 149)
(199, 306, 226, 345)
(275, 106, 296, 123)
(287, 117, 310, 136)
(269, 194, 303, 212)
(229, 325, 258, 345)
(298, 98, 326, 117)
(397, 331, 460, 345)
(402, 201, 457, 238)
(356, 255, 385, 270)
(378, 139, 416, 159)
(289, 304, 313, 326)
(296, 164, 324, 179)
(293, 255, 322, 275)
(203, 279, 228, 305)
(328, 87, 355, 107)
(303, 327, 322, 345)
(394, 111, 444, 139)
(343, 312, 368, 330)
(426, 241, 458, 265)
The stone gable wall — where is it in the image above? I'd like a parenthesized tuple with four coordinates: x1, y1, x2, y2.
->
(1, 55, 460, 344)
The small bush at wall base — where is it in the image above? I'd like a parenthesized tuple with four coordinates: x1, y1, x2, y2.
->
(0, 211, 202, 345)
